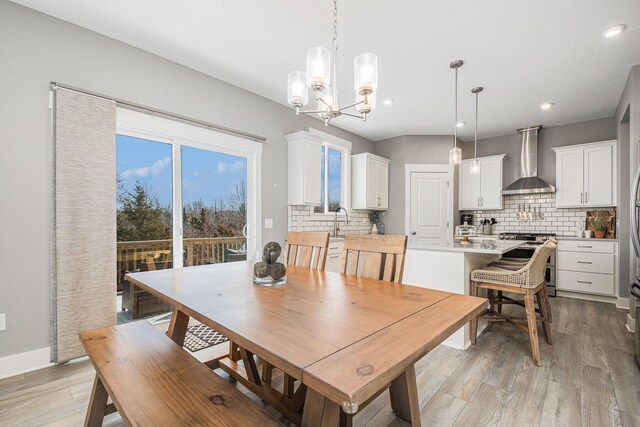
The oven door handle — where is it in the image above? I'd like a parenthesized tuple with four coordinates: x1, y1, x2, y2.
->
(630, 283, 640, 299)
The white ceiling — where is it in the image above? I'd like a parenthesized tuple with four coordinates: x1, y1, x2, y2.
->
(12, 0, 640, 141)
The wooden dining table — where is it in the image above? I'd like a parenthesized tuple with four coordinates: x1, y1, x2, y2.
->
(126, 261, 486, 426)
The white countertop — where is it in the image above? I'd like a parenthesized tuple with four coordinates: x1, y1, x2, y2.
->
(407, 240, 525, 254)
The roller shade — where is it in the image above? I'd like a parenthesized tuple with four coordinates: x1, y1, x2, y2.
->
(52, 88, 116, 362)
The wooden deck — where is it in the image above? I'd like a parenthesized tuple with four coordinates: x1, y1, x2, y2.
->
(1, 297, 638, 426)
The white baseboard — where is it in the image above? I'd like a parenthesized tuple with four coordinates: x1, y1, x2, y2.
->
(627, 313, 636, 333)
(0, 347, 53, 380)
(617, 297, 630, 310)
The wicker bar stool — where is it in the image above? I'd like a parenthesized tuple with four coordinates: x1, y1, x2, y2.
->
(470, 240, 556, 366)
(488, 237, 556, 321)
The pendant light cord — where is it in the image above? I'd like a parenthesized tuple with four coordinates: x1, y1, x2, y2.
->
(474, 90, 478, 159)
(454, 67, 458, 148)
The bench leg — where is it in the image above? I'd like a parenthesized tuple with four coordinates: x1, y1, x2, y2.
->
(389, 365, 421, 426)
(84, 375, 109, 427)
(167, 309, 189, 346)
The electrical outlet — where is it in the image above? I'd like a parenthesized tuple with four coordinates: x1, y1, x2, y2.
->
(0, 314, 6, 331)
(264, 218, 273, 229)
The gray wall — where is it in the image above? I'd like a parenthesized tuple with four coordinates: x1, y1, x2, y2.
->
(462, 117, 617, 188)
(373, 135, 456, 234)
(615, 65, 640, 299)
(0, 1, 374, 358)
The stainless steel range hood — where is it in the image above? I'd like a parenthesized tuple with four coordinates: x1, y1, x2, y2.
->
(502, 125, 555, 195)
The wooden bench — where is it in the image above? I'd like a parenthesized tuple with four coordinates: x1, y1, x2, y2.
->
(80, 320, 280, 426)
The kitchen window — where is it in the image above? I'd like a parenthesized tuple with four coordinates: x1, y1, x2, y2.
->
(309, 130, 352, 217)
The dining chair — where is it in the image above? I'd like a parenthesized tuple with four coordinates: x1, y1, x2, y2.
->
(340, 234, 408, 283)
(261, 231, 330, 395)
(284, 231, 331, 269)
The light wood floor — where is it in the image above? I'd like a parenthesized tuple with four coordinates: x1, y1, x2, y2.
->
(1, 297, 639, 426)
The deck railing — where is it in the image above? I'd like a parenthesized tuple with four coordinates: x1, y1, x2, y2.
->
(116, 237, 246, 286)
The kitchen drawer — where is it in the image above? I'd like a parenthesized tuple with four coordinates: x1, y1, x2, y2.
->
(557, 251, 614, 274)
(327, 241, 344, 255)
(557, 240, 615, 254)
(557, 270, 614, 296)
(325, 253, 342, 273)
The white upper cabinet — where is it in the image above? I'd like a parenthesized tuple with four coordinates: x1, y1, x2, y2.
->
(553, 140, 617, 208)
(352, 153, 390, 210)
(286, 131, 323, 205)
(459, 155, 505, 210)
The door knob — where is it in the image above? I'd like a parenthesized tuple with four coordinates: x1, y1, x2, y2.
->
(411, 231, 417, 235)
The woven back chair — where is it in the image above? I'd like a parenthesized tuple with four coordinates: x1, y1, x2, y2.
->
(284, 231, 330, 270)
(470, 240, 556, 366)
(340, 234, 408, 283)
(473, 240, 556, 288)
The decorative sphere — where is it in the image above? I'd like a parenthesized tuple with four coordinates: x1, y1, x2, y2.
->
(253, 261, 269, 278)
(262, 242, 282, 265)
(269, 262, 287, 280)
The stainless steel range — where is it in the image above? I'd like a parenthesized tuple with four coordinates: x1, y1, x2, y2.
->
(498, 232, 557, 296)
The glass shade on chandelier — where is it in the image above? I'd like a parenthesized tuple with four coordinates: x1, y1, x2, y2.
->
(306, 47, 331, 92)
(449, 146, 462, 165)
(318, 87, 335, 119)
(287, 71, 308, 108)
(470, 158, 481, 175)
(356, 91, 376, 114)
(354, 54, 378, 97)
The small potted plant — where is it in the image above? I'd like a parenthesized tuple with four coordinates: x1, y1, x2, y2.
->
(590, 212, 610, 239)
(368, 210, 380, 234)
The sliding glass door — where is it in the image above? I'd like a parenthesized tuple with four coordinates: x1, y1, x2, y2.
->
(181, 146, 248, 266)
(115, 109, 261, 323)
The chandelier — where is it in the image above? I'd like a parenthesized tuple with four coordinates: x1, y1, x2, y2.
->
(287, 0, 379, 126)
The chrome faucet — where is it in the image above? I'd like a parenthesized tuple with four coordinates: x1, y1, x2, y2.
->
(334, 207, 349, 237)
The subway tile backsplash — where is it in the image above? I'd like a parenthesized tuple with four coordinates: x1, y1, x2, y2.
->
(288, 205, 373, 234)
(462, 193, 614, 237)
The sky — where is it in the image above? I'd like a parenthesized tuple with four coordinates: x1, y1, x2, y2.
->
(116, 134, 247, 207)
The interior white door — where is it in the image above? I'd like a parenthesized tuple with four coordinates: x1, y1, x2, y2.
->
(480, 156, 503, 209)
(584, 145, 613, 206)
(556, 149, 584, 207)
(459, 161, 481, 210)
(409, 172, 450, 245)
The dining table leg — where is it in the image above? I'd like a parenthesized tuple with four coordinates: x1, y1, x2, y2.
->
(301, 388, 341, 427)
(389, 364, 421, 426)
(167, 308, 189, 346)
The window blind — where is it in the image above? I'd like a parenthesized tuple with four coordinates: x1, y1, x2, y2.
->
(52, 88, 116, 362)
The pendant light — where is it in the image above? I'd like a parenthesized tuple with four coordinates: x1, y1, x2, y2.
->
(470, 86, 483, 175)
(449, 60, 463, 165)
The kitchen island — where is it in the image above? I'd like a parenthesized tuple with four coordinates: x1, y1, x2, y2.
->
(402, 239, 525, 349)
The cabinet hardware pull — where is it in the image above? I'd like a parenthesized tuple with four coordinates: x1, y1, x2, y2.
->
(329, 246, 339, 250)
(577, 245, 592, 248)
(585, 192, 588, 203)
(329, 255, 339, 259)
(577, 280, 592, 284)
(411, 231, 417, 235)
(577, 261, 592, 264)
(581, 193, 583, 204)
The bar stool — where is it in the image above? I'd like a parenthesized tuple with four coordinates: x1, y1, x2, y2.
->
(488, 237, 556, 321)
(470, 240, 556, 366)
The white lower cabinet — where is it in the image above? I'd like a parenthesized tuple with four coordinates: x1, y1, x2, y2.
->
(325, 240, 344, 273)
(557, 240, 617, 297)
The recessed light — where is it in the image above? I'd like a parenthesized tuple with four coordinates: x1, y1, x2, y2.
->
(540, 102, 554, 110)
(602, 24, 627, 38)
(456, 122, 465, 127)
(383, 98, 394, 105)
